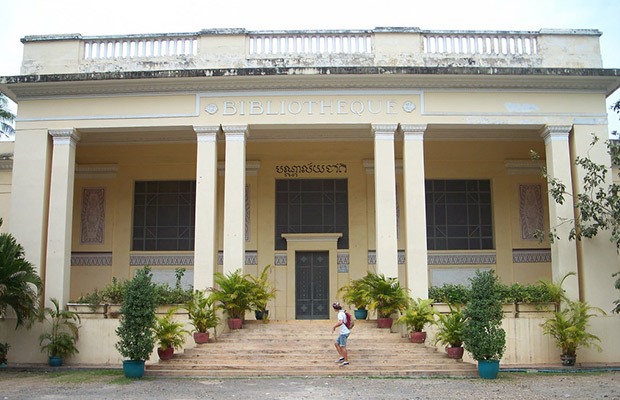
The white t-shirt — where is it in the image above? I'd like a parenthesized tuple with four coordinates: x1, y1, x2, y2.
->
(338, 310, 350, 335)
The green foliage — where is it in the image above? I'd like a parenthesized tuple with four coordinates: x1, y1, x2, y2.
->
(0, 342, 10, 364)
(434, 303, 466, 348)
(613, 271, 620, 314)
(462, 270, 506, 361)
(209, 269, 255, 319)
(38, 298, 81, 359)
(0, 94, 15, 137)
(115, 267, 157, 361)
(338, 273, 372, 310)
(152, 307, 188, 351)
(184, 290, 219, 333)
(363, 273, 409, 318)
(541, 299, 604, 356)
(0, 218, 43, 328)
(428, 281, 555, 305)
(249, 265, 277, 313)
(395, 298, 436, 332)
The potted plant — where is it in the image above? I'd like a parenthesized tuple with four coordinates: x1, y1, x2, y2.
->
(209, 269, 254, 329)
(541, 298, 604, 366)
(0, 342, 10, 366)
(153, 307, 189, 360)
(395, 297, 436, 343)
(364, 273, 409, 328)
(184, 290, 219, 344)
(115, 266, 157, 378)
(249, 265, 277, 322)
(38, 298, 81, 366)
(434, 303, 466, 359)
(338, 274, 371, 320)
(462, 270, 506, 379)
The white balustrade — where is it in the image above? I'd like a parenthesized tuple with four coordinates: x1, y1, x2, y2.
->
(249, 33, 373, 56)
(423, 32, 537, 56)
(83, 36, 198, 60)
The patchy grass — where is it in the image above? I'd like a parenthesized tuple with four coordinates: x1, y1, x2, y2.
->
(47, 370, 123, 384)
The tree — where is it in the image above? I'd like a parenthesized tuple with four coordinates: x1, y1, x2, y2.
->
(533, 99, 620, 313)
(0, 94, 15, 139)
(0, 218, 43, 327)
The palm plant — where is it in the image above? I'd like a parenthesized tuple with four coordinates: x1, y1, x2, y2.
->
(434, 303, 466, 348)
(153, 307, 189, 351)
(338, 274, 371, 310)
(209, 269, 255, 319)
(249, 265, 277, 320)
(0, 94, 15, 139)
(363, 273, 409, 318)
(184, 290, 219, 333)
(395, 297, 436, 332)
(0, 218, 42, 327)
(38, 298, 81, 361)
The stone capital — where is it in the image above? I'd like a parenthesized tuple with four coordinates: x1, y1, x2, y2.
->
(540, 125, 572, 144)
(193, 125, 220, 142)
(400, 124, 427, 140)
(49, 129, 80, 146)
(222, 125, 249, 141)
(372, 124, 398, 140)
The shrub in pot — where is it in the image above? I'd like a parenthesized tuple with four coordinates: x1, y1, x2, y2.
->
(434, 303, 466, 359)
(115, 267, 157, 378)
(249, 265, 277, 322)
(153, 307, 189, 360)
(338, 274, 372, 320)
(209, 269, 254, 329)
(462, 270, 506, 379)
(364, 273, 409, 328)
(541, 298, 604, 366)
(395, 297, 436, 343)
(38, 298, 81, 366)
(184, 290, 219, 344)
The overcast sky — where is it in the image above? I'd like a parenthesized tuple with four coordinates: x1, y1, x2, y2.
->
(1, 0, 619, 132)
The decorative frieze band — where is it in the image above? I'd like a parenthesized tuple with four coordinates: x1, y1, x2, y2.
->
(130, 254, 194, 266)
(427, 252, 497, 265)
(512, 249, 551, 263)
(274, 253, 287, 266)
(368, 250, 407, 265)
(216, 250, 259, 265)
(71, 252, 113, 266)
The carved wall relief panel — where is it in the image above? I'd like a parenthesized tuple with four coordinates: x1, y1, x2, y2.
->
(519, 184, 544, 240)
(80, 187, 106, 244)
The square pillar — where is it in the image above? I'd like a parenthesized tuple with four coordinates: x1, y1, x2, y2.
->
(222, 125, 248, 275)
(372, 124, 399, 278)
(45, 129, 80, 308)
(401, 124, 428, 298)
(9, 129, 51, 282)
(541, 125, 579, 300)
(193, 126, 219, 290)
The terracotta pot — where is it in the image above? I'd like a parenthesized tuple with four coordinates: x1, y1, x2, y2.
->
(410, 331, 426, 343)
(377, 318, 393, 328)
(227, 318, 243, 329)
(157, 347, 174, 360)
(447, 346, 464, 359)
(193, 332, 210, 344)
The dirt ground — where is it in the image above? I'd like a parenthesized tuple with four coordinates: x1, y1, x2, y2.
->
(1, 370, 620, 400)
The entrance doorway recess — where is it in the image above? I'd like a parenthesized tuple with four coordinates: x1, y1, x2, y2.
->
(295, 251, 329, 319)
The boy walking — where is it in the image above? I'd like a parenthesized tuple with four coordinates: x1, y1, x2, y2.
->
(331, 302, 350, 366)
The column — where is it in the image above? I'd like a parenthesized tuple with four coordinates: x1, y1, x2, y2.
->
(193, 126, 219, 290)
(572, 124, 618, 310)
(401, 124, 428, 299)
(372, 124, 399, 278)
(222, 125, 248, 275)
(45, 129, 80, 308)
(9, 129, 51, 283)
(541, 125, 579, 301)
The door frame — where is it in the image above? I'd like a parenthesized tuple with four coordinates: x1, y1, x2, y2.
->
(282, 233, 341, 320)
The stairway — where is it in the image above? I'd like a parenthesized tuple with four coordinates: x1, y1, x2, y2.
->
(146, 320, 478, 377)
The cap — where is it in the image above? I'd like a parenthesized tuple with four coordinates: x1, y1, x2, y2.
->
(332, 302, 342, 309)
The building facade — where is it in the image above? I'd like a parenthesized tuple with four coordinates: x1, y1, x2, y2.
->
(1, 28, 620, 363)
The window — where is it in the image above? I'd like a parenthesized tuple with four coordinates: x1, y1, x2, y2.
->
(425, 180, 493, 250)
(133, 181, 196, 251)
(275, 179, 349, 250)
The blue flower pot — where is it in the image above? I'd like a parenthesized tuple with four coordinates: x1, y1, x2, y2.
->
(48, 356, 63, 367)
(354, 309, 368, 320)
(477, 359, 500, 379)
(122, 360, 145, 378)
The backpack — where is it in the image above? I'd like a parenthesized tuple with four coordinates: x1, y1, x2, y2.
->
(344, 311, 355, 330)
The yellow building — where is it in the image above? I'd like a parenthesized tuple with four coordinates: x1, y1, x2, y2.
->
(1, 28, 619, 364)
